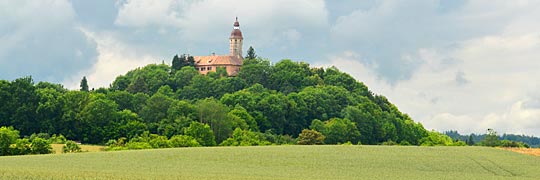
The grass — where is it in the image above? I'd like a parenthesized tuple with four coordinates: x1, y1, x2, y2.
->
(0, 145, 539, 179)
(50, 144, 105, 154)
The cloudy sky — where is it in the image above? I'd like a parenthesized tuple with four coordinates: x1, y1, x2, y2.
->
(1, 0, 539, 136)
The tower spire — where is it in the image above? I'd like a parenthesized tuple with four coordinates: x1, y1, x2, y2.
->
(230, 17, 243, 57)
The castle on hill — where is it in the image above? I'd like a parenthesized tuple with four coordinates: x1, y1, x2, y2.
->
(193, 18, 244, 76)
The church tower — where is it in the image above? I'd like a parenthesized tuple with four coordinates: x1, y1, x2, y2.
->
(229, 17, 243, 58)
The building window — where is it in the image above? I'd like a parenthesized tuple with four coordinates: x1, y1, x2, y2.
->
(208, 67, 212, 70)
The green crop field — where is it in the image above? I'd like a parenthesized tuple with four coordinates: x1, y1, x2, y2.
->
(0, 145, 538, 179)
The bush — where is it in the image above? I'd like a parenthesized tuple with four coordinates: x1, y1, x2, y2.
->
(500, 140, 529, 148)
(220, 128, 271, 146)
(169, 135, 200, 147)
(381, 140, 398, 146)
(125, 142, 152, 150)
(1, 126, 20, 156)
(30, 137, 53, 154)
(63, 141, 82, 153)
(184, 122, 216, 146)
(297, 129, 325, 145)
(49, 134, 67, 144)
(148, 135, 171, 148)
(399, 141, 411, 146)
(420, 131, 453, 146)
(10, 138, 31, 155)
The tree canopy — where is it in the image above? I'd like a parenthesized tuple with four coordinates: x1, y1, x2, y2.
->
(0, 58, 434, 147)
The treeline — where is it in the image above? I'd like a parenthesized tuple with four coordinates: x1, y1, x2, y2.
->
(0, 57, 433, 146)
(446, 130, 539, 147)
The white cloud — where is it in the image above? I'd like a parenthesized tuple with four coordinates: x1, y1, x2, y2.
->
(63, 28, 160, 89)
(114, 0, 328, 49)
(323, 31, 540, 136)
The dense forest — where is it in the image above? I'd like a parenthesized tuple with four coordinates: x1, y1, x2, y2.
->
(0, 54, 435, 148)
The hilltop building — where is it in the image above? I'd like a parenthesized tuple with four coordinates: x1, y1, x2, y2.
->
(193, 18, 244, 76)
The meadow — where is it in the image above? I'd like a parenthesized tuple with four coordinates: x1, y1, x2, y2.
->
(0, 145, 539, 179)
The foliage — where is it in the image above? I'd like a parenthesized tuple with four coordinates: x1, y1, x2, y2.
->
(310, 118, 361, 144)
(0, 126, 19, 156)
(63, 140, 82, 153)
(184, 122, 216, 146)
(419, 131, 454, 146)
(169, 135, 200, 147)
(220, 128, 270, 146)
(480, 129, 501, 147)
(297, 129, 325, 145)
(30, 137, 52, 154)
(0, 58, 438, 149)
(245, 46, 257, 59)
(80, 76, 89, 92)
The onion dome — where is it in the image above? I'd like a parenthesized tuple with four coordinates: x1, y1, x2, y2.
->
(230, 17, 243, 39)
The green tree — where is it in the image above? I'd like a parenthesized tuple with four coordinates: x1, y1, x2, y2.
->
(80, 76, 89, 92)
(139, 93, 174, 132)
(184, 121, 216, 146)
(237, 58, 272, 87)
(0, 126, 20, 156)
(30, 137, 52, 154)
(316, 118, 361, 144)
(127, 77, 149, 94)
(481, 129, 500, 147)
(78, 95, 119, 144)
(171, 54, 183, 72)
(169, 135, 200, 147)
(467, 135, 475, 146)
(419, 131, 454, 146)
(245, 46, 257, 59)
(297, 129, 325, 145)
(220, 128, 270, 146)
(196, 98, 233, 143)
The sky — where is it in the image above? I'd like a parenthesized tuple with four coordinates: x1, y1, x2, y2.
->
(1, 0, 540, 136)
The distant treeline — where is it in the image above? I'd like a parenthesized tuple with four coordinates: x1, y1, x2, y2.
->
(445, 130, 540, 147)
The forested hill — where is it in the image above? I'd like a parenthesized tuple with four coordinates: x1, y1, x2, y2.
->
(0, 58, 429, 145)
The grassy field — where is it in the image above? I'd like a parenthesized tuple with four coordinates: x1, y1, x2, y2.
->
(50, 144, 105, 154)
(0, 145, 539, 179)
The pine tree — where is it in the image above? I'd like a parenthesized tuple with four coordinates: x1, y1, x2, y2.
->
(80, 76, 89, 92)
(171, 54, 182, 72)
(245, 46, 257, 59)
(187, 56, 195, 67)
(467, 135, 474, 146)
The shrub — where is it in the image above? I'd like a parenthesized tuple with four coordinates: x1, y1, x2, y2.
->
(10, 138, 31, 155)
(220, 128, 271, 146)
(420, 131, 453, 146)
(297, 129, 325, 145)
(0, 126, 20, 156)
(500, 140, 529, 148)
(125, 142, 152, 150)
(30, 137, 53, 154)
(49, 134, 67, 144)
(63, 141, 82, 153)
(148, 135, 171, 148)
(399, 141, 411, 146)
(381, 140, 398, 146)
(169, 135, 200, 147)
(29, 133, 50, 142)
(184, 122, 216, 146)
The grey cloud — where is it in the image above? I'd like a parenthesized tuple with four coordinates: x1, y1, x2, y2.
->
(329, 0, 512, 84)
(0, 1, 98, 83)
